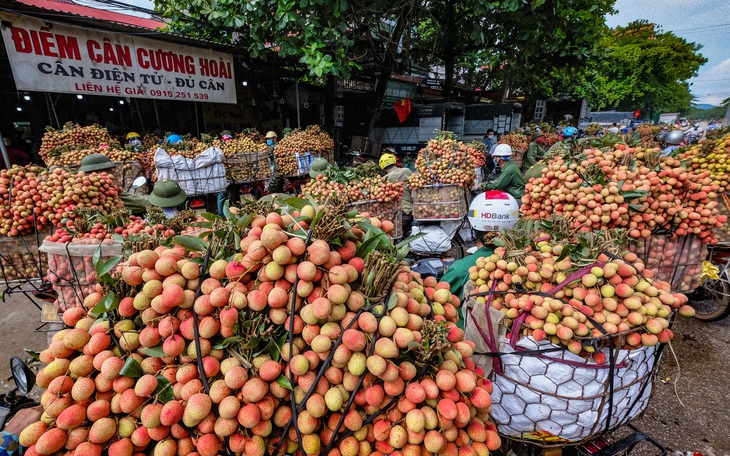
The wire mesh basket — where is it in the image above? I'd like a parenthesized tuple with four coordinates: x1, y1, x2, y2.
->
(0, 226, 52, 285)
(39, 240, 122, 311)
(412, 184, 468, 221)
(463, 300, 663, 447)
(224, 151, 271, 183)
(70, 160, 147, 193)
(714, 192, 730, 245)
(489, 335, 661, 446)
(511, 149, 526, 169)
(346, 199, 401, 238)
(623, 234, 706, 293)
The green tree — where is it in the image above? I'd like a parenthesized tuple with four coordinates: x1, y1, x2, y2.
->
(156, 0, 615, 127)
(409, 0, 615, 100)
(569, 21, 707, 115)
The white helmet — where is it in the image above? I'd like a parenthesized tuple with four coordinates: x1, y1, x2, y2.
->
(468, 191, 519, 232)
(492, 144, 512, 157)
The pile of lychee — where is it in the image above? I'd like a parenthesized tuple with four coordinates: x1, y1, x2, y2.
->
(301, 174, 404, 206)
(522, 146, 727, 244)
(469, 237, 695, 362)
(678, 133, 730, 191)
(274, 126, 334, 176)
(407, 134, 478, 189)
(40, 123, 115, 166)
(1, 166, 124, 237)
(20, 205, 500, 456)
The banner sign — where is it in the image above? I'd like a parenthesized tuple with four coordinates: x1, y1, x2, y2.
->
(1, 14, 236, 104)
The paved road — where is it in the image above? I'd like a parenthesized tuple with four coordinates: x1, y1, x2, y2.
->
(1, 290, 728, 454)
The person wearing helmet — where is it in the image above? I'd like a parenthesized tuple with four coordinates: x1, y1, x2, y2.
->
(521, 130, 545, 174)
(220, 130, 233, 142)
(481, 144, 525, 202)
(78, 154, 150, 215)
(282, 127, 293, 137)
(309, 157, 331, 179)
(126, 132, 143, 150)
(166, 134, 183, 145)
(265, 131, 278, 147)
(562, 126, 578, 139)
(149, 179, 187, 218)
(380, 152, 414, 236)
(441, 190, 519, 328)
(662, 130, 685, 156)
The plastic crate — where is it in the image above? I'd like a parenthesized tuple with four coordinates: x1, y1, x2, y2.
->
(623, 234, 706, 293)
(224, 151, 271, 182)
(351, 136, 382, 156)
(39, 239, 122, 311)
(412, 185, 468, 221)
(347, 199, 401, 238)
(0, 227, 52, 284)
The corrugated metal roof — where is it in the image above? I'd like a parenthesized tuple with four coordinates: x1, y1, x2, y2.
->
(14, 0, 165, 30)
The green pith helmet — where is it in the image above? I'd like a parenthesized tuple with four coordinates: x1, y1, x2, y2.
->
(79, 153, 115, 172)
(309, 157, 331, 178)
(524, 163, 546, 181)
(258, 193, 290, 205)
(149, 179, 187, 208)
(282, 127, 293, 135)
(532, 131, 543, 140)
(220, 130, 232, 136)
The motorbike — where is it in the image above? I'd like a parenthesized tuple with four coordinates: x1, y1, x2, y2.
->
(128, 175, 148, 195)
(686, 246, 730, 321)
(0, 357, 37, 431)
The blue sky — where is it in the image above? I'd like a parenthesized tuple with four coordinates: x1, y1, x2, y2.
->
(606, 0, 730, 105)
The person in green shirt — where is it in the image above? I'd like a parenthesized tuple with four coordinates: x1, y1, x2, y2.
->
(521, 131, 546, 174)
(441, 190, 520, 329)
(481, 144, 525, 202)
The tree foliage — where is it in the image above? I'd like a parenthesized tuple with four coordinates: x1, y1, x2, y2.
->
(155, 0, 418, 79)
(685, 105, 727, 120)
(409, 0, 615, 99)
(569, 21, 707, 113)
(157, 0, 614, 94)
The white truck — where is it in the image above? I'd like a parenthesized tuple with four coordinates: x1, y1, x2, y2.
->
(657, 112, 680, 125)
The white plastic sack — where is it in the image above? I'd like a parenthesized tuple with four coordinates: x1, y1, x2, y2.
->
(154, 147, 227, 196)
(409, 225, 456, 254)
(296, 152, 314, 176)
(472, 167, 485, 191)
(490, 335, 659, 443)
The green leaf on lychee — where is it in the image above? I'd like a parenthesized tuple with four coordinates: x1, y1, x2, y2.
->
(276, 375, 293, 391)
(154, 376, 174, 403)
(119, 358, 143, 378)
(387, 293, 398, 311)
(138, 345, 167, 357)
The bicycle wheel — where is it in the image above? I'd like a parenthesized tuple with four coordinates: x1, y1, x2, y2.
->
(691, 274, 730, 321)
(448, 234, 465, 261)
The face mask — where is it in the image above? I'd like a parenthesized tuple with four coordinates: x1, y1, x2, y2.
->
(266, 139, 274, 146)
(488, 134, 494, 138)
